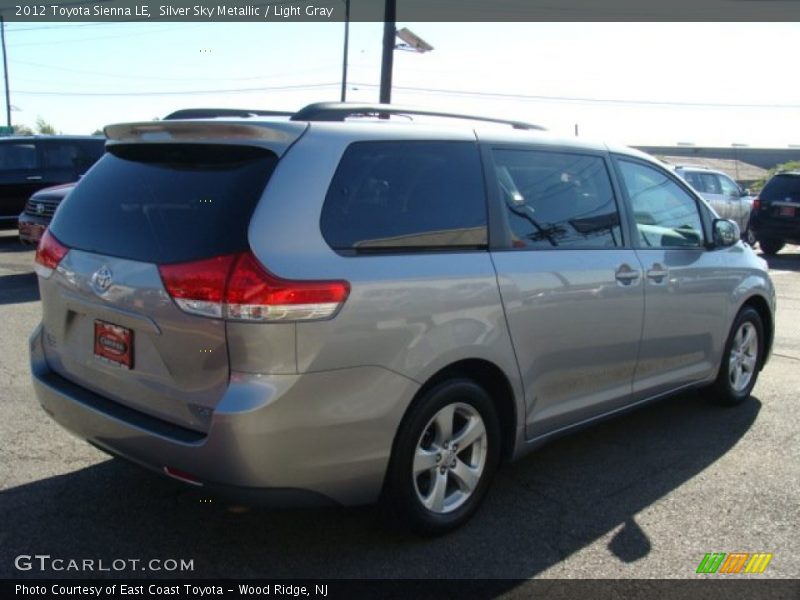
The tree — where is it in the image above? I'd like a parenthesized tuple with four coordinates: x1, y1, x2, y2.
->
(12, 123, 33, 135)
(35, 116, 58, 134)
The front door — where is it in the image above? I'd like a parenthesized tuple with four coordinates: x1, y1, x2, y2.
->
(486, 147, 644, 439)
(614, 158, 729, 399)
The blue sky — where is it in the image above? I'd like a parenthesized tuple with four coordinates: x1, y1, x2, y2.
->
(4, 21, 800, 147)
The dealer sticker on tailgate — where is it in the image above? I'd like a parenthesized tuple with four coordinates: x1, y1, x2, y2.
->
(93, 320, 133, 369)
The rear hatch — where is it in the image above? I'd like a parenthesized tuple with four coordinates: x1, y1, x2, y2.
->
(38, 132, 294, 433)
(758, 173, 800, 225)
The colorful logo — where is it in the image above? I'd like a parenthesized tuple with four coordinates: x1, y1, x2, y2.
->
(696, 552, 773, 574)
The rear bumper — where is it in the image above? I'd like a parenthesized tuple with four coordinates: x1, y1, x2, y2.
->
(750, 214, 800, 243)
(29, 324, 418, 507)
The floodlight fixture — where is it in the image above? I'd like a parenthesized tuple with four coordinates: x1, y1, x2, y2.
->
(395, 27, 434, 53)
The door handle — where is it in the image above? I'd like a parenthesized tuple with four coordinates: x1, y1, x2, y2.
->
(646, 263, 669, 283)
(614, 264, 640, 285)
(26, 175, 43, 181)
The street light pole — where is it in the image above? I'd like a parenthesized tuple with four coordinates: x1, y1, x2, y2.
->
(0, 17, 10, 128)
(340, 0, 350, 102)
(379, 0, 396, 105)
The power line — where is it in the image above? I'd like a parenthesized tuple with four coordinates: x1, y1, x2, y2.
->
(8, 23, 207, 45)
(14, 82, 340, 97)
(10, 79, 800, 109)
(9, 58, 340, 82)
(350, 82, 800, 110)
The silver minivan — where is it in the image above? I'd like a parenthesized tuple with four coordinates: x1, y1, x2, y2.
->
(30, 104, 775, 533)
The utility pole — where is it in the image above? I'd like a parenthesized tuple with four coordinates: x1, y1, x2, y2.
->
(379, 0, 396, 105)
(340, 0, 350, 102)
(0, 17, 10, 128)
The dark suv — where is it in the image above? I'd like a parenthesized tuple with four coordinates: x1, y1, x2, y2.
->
(0, 135, 105, 229)
(18, 183, 75, 245)
(750, 171, 800, 254)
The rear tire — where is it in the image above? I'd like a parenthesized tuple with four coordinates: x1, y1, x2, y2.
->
(709, 306, 764, 405)
(385, 379, 501, 535)
(758, 238, 784, 255)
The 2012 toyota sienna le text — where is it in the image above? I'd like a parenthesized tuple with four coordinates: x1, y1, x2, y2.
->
(29, 103, 775, 533)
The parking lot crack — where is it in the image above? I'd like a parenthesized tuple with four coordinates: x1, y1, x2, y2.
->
(771, 352, 800, 362)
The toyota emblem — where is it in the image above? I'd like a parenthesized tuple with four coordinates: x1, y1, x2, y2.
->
(91, 266, 113, 294)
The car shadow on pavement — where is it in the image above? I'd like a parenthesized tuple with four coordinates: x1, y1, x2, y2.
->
(1, 390, 760, 582)
(761, 251, 800, 272)
(0, 272, 39, 305)
(0, 231, 34, 254)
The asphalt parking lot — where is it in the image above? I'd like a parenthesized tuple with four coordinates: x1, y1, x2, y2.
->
(1, 229, 798, 581)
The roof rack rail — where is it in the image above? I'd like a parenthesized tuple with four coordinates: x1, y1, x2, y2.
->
(674, 164, 710, 170)
(163, 108, 295, 120)
(290, 102, 545, 131)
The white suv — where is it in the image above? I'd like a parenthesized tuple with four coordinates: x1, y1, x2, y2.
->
(674, 166, 755, 243)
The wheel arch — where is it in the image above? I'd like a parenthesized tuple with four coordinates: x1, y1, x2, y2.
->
(393, 359, 520, 465)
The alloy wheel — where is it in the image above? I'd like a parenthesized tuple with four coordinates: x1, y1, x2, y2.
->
(729, 321, 758, 393)
(412, 402, 488, 514)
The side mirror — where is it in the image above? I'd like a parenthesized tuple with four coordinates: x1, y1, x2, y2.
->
(713, 218, 740, 248)
(743, 188, 751, 197)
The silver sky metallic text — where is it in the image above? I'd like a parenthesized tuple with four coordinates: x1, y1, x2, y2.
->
(157, 5, 334, 18)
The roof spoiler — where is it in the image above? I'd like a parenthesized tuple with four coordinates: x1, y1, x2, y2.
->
(164, 108, 295, 120)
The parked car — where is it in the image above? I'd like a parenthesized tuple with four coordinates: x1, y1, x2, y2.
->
(17, 183, 75, 245)
(749, 171, 800, 255)
(0, 135, 104, 229)
(29, 103, 775, 534)
(673, 165, 755, 244)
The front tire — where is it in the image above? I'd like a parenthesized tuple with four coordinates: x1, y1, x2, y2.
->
(710, 306, 764, 405)
(386, 379, 501, 535)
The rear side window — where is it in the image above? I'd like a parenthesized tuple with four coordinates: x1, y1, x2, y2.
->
(49, 144, 277, 264)
(761, 174, 800, 201)
(42, 141, 95, 170)
(320, 141, 487, 253)
(0, 142, 38, 170)
(492, 149, 622, 249)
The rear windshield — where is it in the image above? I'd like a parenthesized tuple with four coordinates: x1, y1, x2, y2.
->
(49, 144, 277, 264)
(761, 174, 800, 201)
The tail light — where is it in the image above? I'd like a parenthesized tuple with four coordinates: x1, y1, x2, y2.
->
(158, 254, 237, 318)
(752, 197, 761, 211)
(159, 251, 350, 322)
(34, 229, 69, 278)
